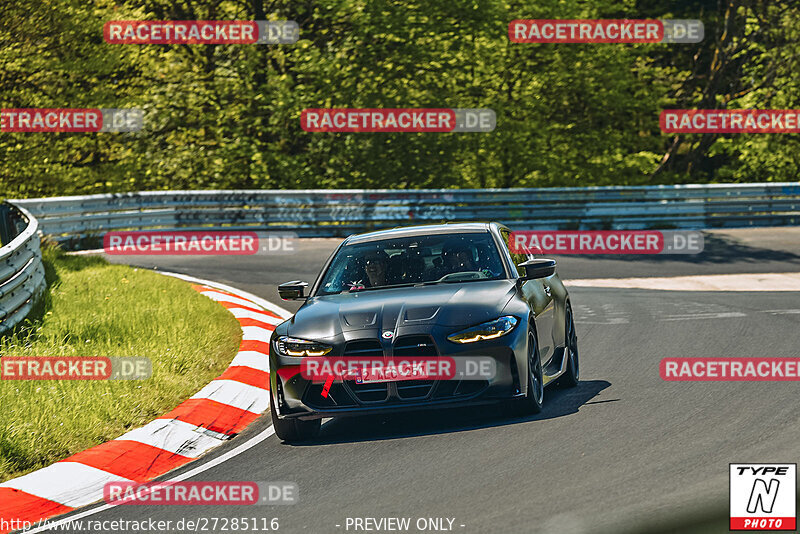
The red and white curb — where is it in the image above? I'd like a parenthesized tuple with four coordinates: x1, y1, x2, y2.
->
(0, 273, 291, 533)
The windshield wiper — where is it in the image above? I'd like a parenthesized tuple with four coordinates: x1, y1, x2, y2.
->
(331, 277, 495, 294)
(343, 283, 419, 293)
(414, 276, 493, 286)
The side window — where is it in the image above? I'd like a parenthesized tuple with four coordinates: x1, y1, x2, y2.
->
(501, 230, 531, 277)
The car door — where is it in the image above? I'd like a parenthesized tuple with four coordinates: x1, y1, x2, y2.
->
(499, 229, 556, 367)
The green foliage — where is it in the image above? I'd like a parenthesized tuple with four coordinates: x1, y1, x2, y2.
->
(0, 245, 241, 480)
(0, 0, 797, 198)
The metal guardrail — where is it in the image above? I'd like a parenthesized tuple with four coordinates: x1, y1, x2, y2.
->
(8, 182, 800, 246)
(0, 203, 47, 334)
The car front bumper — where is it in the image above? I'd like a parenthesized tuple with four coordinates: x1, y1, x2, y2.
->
(269, 325, 528, 421)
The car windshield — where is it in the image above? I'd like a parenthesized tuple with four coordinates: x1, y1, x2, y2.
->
(316, 232, 507, 295)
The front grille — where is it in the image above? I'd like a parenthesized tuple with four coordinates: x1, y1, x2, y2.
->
(396, 379, 436, 399)
(393, 335, 437, 397)
(343, 339, 383, 356)
(347, 381, 389, 402)
(338, 336, 473, 404)
(343, 339, 387, 402)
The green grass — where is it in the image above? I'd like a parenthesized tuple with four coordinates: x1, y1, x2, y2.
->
(0, 246, 242, 482)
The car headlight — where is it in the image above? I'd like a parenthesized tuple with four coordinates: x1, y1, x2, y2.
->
(447, 316, 519, 344)
(276, 336, 333, 357)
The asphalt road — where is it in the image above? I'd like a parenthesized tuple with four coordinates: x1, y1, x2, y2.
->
(47, 227, 800, 534)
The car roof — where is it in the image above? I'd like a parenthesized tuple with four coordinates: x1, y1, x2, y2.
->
(344, 222, 497, 244)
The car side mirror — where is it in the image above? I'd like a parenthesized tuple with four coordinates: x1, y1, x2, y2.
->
(278, 280, 309, 301)
(519, 258, 556, 280)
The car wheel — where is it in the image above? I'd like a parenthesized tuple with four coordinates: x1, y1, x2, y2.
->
(269, 391, 321, 442)
(556, 302, 579, 388)
(509, 332, 544, 415)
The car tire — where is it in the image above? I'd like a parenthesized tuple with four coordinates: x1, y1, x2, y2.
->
(508, 332, 544, 415)
(556, 302, 579, 388)
(270, 391, 321, 442)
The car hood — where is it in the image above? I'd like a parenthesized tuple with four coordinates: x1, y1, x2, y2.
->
(286, 280, 518, 340)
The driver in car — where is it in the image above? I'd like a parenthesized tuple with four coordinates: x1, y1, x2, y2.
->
(363, 250, 390, 287)
(441, 244, 477, 275)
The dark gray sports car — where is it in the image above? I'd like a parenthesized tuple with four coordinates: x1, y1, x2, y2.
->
(269, 222, 579, 441)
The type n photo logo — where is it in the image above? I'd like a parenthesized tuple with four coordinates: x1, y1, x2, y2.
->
(730, 464, 796, 530)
